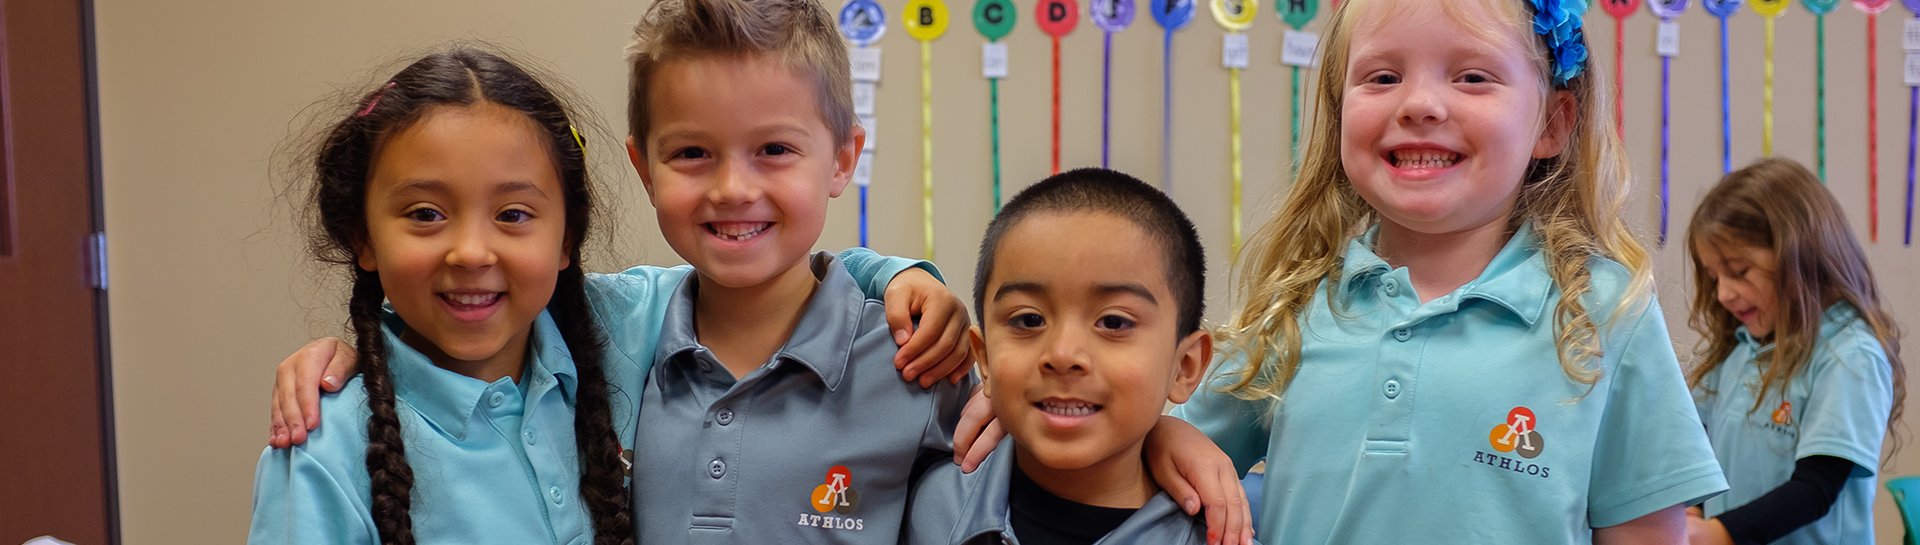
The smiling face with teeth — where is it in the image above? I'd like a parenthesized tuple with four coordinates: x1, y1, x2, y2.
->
(358, 102, 572, 379)
(972, 211, 1211, 501)
(1338, 0, 1575, 238)
(629, 54, 863, 291)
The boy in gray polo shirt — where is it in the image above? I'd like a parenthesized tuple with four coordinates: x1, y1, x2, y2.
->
(622, 0, 971, 542)
(903, 169, 1237, 545)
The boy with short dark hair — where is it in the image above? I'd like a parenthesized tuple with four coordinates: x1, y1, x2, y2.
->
(904, 168, 1237, 545)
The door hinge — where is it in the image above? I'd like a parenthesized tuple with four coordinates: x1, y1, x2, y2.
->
(86, 231, 107, 290)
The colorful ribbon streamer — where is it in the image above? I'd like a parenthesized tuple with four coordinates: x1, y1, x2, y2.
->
(905, 0, 947, 259)
(1279, 0, 1319, 175)
(1602, 0, 1638, 140)
(1860, 0, 1889, 241)
(1038, 0, 1077, 174)
(975, 0, 1015, 212)
(1212, 0, 1255, 256)
(1094, 0, 1136, 168)
(1151, 0, 1195, 190)
(1906, 0, 1920, 244)
(1705, 0, 1741, 173)
(1806, 0, 1838, 181)
(838, 0, 886, 247)
(1753, 0, 1787, 157)
(1649, 0, 1686, 246)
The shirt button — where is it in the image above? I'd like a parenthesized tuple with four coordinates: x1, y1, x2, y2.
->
(1393, 328, 1412, 342)
(698, 359, 713, 373)
(717, 408, 734, 426)
(549, 485, 563, 505)
(524, 428, 537, 445)
(488, 391, 506, 408)
(709, 458, 726, 479)
(1382, 278, 1400, 297)
(1383, 379, 1401, 399)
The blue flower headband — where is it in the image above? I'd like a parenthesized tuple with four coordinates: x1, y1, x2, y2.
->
(1528, 0, 1589, 86)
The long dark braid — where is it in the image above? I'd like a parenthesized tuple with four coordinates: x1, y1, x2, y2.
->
(306, 45, 628, 545)
(348, 270, 416, 545)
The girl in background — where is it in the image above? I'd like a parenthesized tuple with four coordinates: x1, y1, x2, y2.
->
(1684, 157, 1903, 545)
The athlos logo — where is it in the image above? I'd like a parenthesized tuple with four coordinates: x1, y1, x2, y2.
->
(798, 465, 864, 531)
(1772, 401, 1793, 426)
(1488, 407, 1544, 459)
(1473, 407, 1551, 479)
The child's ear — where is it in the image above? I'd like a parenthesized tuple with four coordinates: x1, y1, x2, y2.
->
(828, 124, 866, 199)
(1532, 90, 1578, 159)
(1166, 329, 1213, 405)
(355, 239, 377, 272)
(969, 325, 991, 398)
(626, 136, 656, 199)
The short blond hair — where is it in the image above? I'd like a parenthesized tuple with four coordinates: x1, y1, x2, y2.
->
(624, 0, 855, 144)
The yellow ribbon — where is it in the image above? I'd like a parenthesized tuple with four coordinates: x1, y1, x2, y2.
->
(1230, 66, 1243, 257)
(1763, 14, 1776, 156)
(921, 41, 935, 260)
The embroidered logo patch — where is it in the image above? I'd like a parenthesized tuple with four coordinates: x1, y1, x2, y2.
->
(1473, 406, 1552, 479)
(1487, 407, 1544, 459)
(798, 465, 865, 531)
(1772, 401, 1794, 426)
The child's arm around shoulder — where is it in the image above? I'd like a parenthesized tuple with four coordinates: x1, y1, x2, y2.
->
(250, 381, 377, 544)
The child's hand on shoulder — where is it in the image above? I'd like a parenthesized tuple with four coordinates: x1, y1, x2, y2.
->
(884, 267, 974, 387)
(268, 337, 357, 448)
(1147, 416, 1254, 545)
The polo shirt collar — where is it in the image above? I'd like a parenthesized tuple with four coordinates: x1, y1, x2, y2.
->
(382, 308, 578, 441)
(951, 440, 1192, 544)
(1338, 222, 1552, 326)
(1733, 302, 1863, 347)
(655, 251, 862, 391)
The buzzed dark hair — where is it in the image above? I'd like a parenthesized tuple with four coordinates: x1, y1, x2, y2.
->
(974, 168, 1207, 336)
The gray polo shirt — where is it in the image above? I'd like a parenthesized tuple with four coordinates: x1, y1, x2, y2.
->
(633, 251, 973, 544)
(903, 440, 1238, 545)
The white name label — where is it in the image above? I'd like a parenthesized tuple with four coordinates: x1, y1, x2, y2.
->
(1656, 21, 1680, 57)
(853, 151, 875, 187)
(858, 115, 878, 153)
(1222, 33, 1250, 69)
(1281, 30, 1319, 67)
(1906, 53, 1920, 86)
(1906, 19, 1920, 52)
(853, 82, 877, 115)
(982, 43, 1009, 79)
(850, 47, 883, 82)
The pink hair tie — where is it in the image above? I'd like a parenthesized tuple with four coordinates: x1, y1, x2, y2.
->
(356, 81, 396, 117)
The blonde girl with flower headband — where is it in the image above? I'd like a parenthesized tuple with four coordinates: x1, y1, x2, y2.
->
(1159, 0, 1729, 542)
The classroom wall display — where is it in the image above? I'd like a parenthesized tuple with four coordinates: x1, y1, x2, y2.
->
(1150, 0, 1196, 191)
(1210, 0, 1255, 255)
(905, 0, 949, 258)
(974, 0, 1015, 212)
(1650, 0, 1687, 245)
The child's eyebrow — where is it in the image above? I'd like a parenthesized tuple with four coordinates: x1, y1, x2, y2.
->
(1092, 283, 1158, 306)
(491, 181, 549, 199)
(993, 281, 1047, 303)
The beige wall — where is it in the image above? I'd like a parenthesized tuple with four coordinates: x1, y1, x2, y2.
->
(96, 0, 1920, 542)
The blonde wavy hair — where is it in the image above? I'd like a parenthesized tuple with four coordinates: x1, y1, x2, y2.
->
(1217, 0, 1649, 403)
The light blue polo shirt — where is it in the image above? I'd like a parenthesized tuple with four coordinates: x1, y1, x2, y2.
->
(250, 310, 600, 545)
(1171, 224, 1727, 544)
(583, 248, 937, 452)
(248, 248, 929, 544)
(1694, 303, 1894, 545)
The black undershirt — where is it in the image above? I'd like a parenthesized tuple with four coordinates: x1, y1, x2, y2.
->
(1715, 455, 1856, 545)
(1008, 465, 1138, 545)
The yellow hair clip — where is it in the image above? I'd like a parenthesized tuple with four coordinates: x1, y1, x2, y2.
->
(568, 125, 587, 158)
